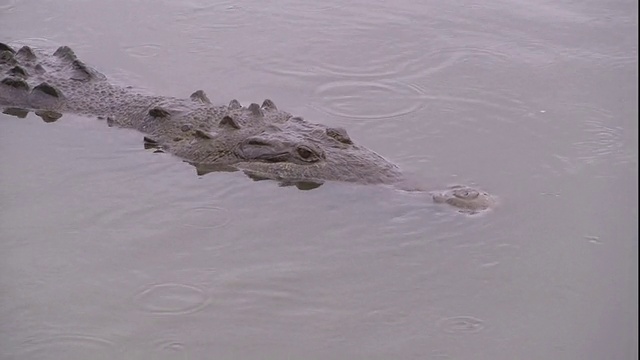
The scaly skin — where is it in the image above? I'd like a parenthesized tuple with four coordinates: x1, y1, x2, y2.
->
(0, 44, 293, 165)
(0, 42, 495, 213)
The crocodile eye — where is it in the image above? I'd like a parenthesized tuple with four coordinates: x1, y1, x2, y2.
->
(297, 147, 313, 159)
(247, 139, 269, 146)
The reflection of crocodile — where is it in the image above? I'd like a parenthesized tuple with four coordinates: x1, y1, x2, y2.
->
(0, 42, 494, 213)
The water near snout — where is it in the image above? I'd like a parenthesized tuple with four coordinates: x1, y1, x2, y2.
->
(1, 0, 637, 359)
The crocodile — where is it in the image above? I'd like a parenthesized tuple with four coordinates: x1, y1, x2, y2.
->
(0, 42, 495, 213)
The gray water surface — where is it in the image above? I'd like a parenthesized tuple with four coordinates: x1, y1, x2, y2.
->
(1, 0, 638, 359)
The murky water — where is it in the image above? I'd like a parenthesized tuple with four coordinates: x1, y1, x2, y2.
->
(1, 0, 637, 359)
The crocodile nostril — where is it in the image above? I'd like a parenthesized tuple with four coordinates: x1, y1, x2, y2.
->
(453, 189, 479, 199)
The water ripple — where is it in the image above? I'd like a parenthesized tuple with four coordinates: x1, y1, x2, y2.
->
(311, 80, 427, 120)
(87, 186, 232, 233)
(559, 103, 635, 169)
(247, 38, 510, 81)
(438, 316, 486, 334)
(427, 45, 511, 68)
(575, 117, 632, 166)
(0, 0, 17, 12)
(20, 333, 117, 358)
(175, 0, 250, 30)
(180, 206, 231, 229)
(133, 283, 211, 315)
(311, 45, 499, 80)
(152, 339, 186, 352)
(124, 43, 163, 59)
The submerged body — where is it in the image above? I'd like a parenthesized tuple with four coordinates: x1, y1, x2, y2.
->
(0, 42, 494, 213)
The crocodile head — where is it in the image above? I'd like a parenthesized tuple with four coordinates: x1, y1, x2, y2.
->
(227, 116, 404, 186)
(237, 135, 325, 164)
